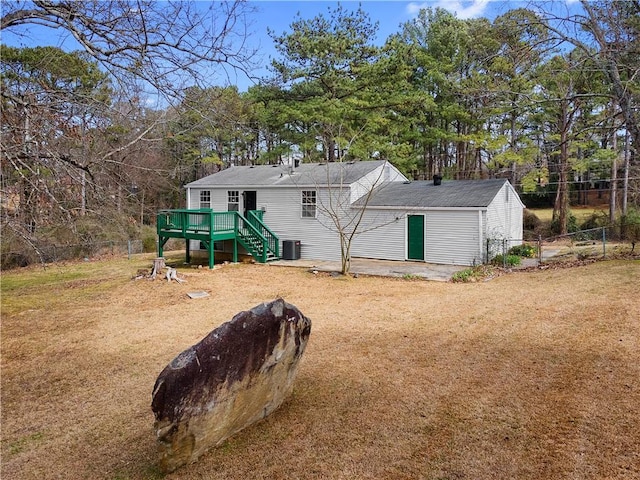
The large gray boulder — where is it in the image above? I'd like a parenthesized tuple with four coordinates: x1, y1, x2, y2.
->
(151, 298, 312, 472)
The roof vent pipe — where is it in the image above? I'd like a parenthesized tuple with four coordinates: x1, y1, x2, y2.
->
(433, 174, 442, 186)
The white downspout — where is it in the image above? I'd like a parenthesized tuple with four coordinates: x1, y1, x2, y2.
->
(478, 209, 484, 264)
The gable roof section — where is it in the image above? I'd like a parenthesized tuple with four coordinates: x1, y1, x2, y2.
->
(361, 179, 511, 209)
(185, 160, 391, 188)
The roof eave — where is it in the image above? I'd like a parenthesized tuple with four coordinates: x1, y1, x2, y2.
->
(353, 205, 489, 211)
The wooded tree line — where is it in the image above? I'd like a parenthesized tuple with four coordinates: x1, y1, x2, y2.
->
(1, 0, 638, 261)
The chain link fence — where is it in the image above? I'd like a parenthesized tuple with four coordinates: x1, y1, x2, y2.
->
(1, 240, 146, 269)
(488, 220, 639, 267)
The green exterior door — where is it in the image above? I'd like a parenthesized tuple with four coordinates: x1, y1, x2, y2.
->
(407, 215, 425, 261)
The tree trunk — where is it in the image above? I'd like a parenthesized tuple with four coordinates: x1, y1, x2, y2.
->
(510, 110, 518, 186)
(622, 130, 630, 215)
(553, 101, 571, 235)
(554, 162, 569, 235)
(340, 237, 350, 275)
(80, 170, 86, 216)
(327, 137, 336, 162)
(610, 133, 617, 222)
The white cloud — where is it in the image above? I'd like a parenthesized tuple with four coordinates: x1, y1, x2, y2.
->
(407, 0, 491, 20)
(406, 2, 426, 15)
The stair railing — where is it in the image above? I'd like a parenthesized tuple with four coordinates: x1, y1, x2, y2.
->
(236, 213, 278, 263)
(246, 210, 280, 259)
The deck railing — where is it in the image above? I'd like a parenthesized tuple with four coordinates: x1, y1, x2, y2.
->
(156, 209, 279, 264)
(157, 209, 236, 236)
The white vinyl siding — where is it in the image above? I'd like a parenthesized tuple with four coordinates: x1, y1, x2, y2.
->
(192, 186, 342, 261)
(350, 164, 384, 203)
(351, 209, 406, 261)
(352, 208, 483, 266)
(350, 162, 407, 203)
(485, 183, 524, 258)
(190, 188, 227, 212)
(262, 187, 341, 261)
(425, 210, 482, 266)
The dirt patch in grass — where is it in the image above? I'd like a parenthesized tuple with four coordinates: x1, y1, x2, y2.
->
(1, 255, 639, 479)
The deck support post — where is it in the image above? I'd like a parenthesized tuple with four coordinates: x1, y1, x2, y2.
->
(233, 238, 238, 263)
(158, 236, 170, 258)
(185, 239, 191, 264)
(208, 241, 214, 269)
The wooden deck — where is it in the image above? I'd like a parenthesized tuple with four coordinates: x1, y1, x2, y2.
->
(156, 209, 279, 268)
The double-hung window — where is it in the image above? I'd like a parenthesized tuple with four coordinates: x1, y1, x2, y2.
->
(301, 190, 317, 218)
(227, 190, 239, 211)
(199, 190, 211, 209)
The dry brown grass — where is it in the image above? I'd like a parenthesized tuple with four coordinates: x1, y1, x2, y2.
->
(2, 254, 639, 480)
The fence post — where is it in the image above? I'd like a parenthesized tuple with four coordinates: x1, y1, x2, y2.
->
(128, 240, 132, 260)
(602, 227, 606, 258)
(486, 239, 489, 264)
(503, 239, 507, 267)
(538, 235, 542, 264)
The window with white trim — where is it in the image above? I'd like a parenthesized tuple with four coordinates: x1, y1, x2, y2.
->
(301, 190, 317, 218)
(199, 190, 211, 209)
(227, 190, 239, 211)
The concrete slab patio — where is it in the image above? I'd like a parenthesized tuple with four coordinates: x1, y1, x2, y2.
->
(269, 257, 466, 282)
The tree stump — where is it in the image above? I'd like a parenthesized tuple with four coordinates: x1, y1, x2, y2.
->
(166, 267, 185, 284)
(151, 257, 166, 279)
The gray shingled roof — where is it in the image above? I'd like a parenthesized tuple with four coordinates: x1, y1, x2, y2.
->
(360, 179, 509, 208)
(185, 160, 388, 188)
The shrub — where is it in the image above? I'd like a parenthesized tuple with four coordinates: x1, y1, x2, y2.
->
(491, 254, 521, 266)
(402, 274, 421, 280)
(580, 211, 609, 230)
(451, 268, 474, 282)
(0, 231, 32, 269)
(508, 243, 536, 258)
(619, 208, 640, 248)
(141, 225, 158, 253)
(551, 211, 578, 234)
(451, 265, 494, 283)
(523, 209, 541, 231)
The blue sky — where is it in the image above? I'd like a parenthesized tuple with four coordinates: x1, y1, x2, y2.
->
(245, 0, 525, 45)
(2, 1, 561, 92)
(243, 0, 519, 88)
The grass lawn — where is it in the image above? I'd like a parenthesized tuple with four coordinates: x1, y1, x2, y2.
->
(1, 254, 639, 479)
(529, 206, 608, 223)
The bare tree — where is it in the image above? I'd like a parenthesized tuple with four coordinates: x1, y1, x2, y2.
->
(299, 127, 405, 275)
(1, 2, 257, 264)
(1, 0, 258, 99)
(320, 168, 387, 275)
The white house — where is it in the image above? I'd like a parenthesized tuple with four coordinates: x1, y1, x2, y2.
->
(351, 178, 525, 265)
(182, 161, 524, 266)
